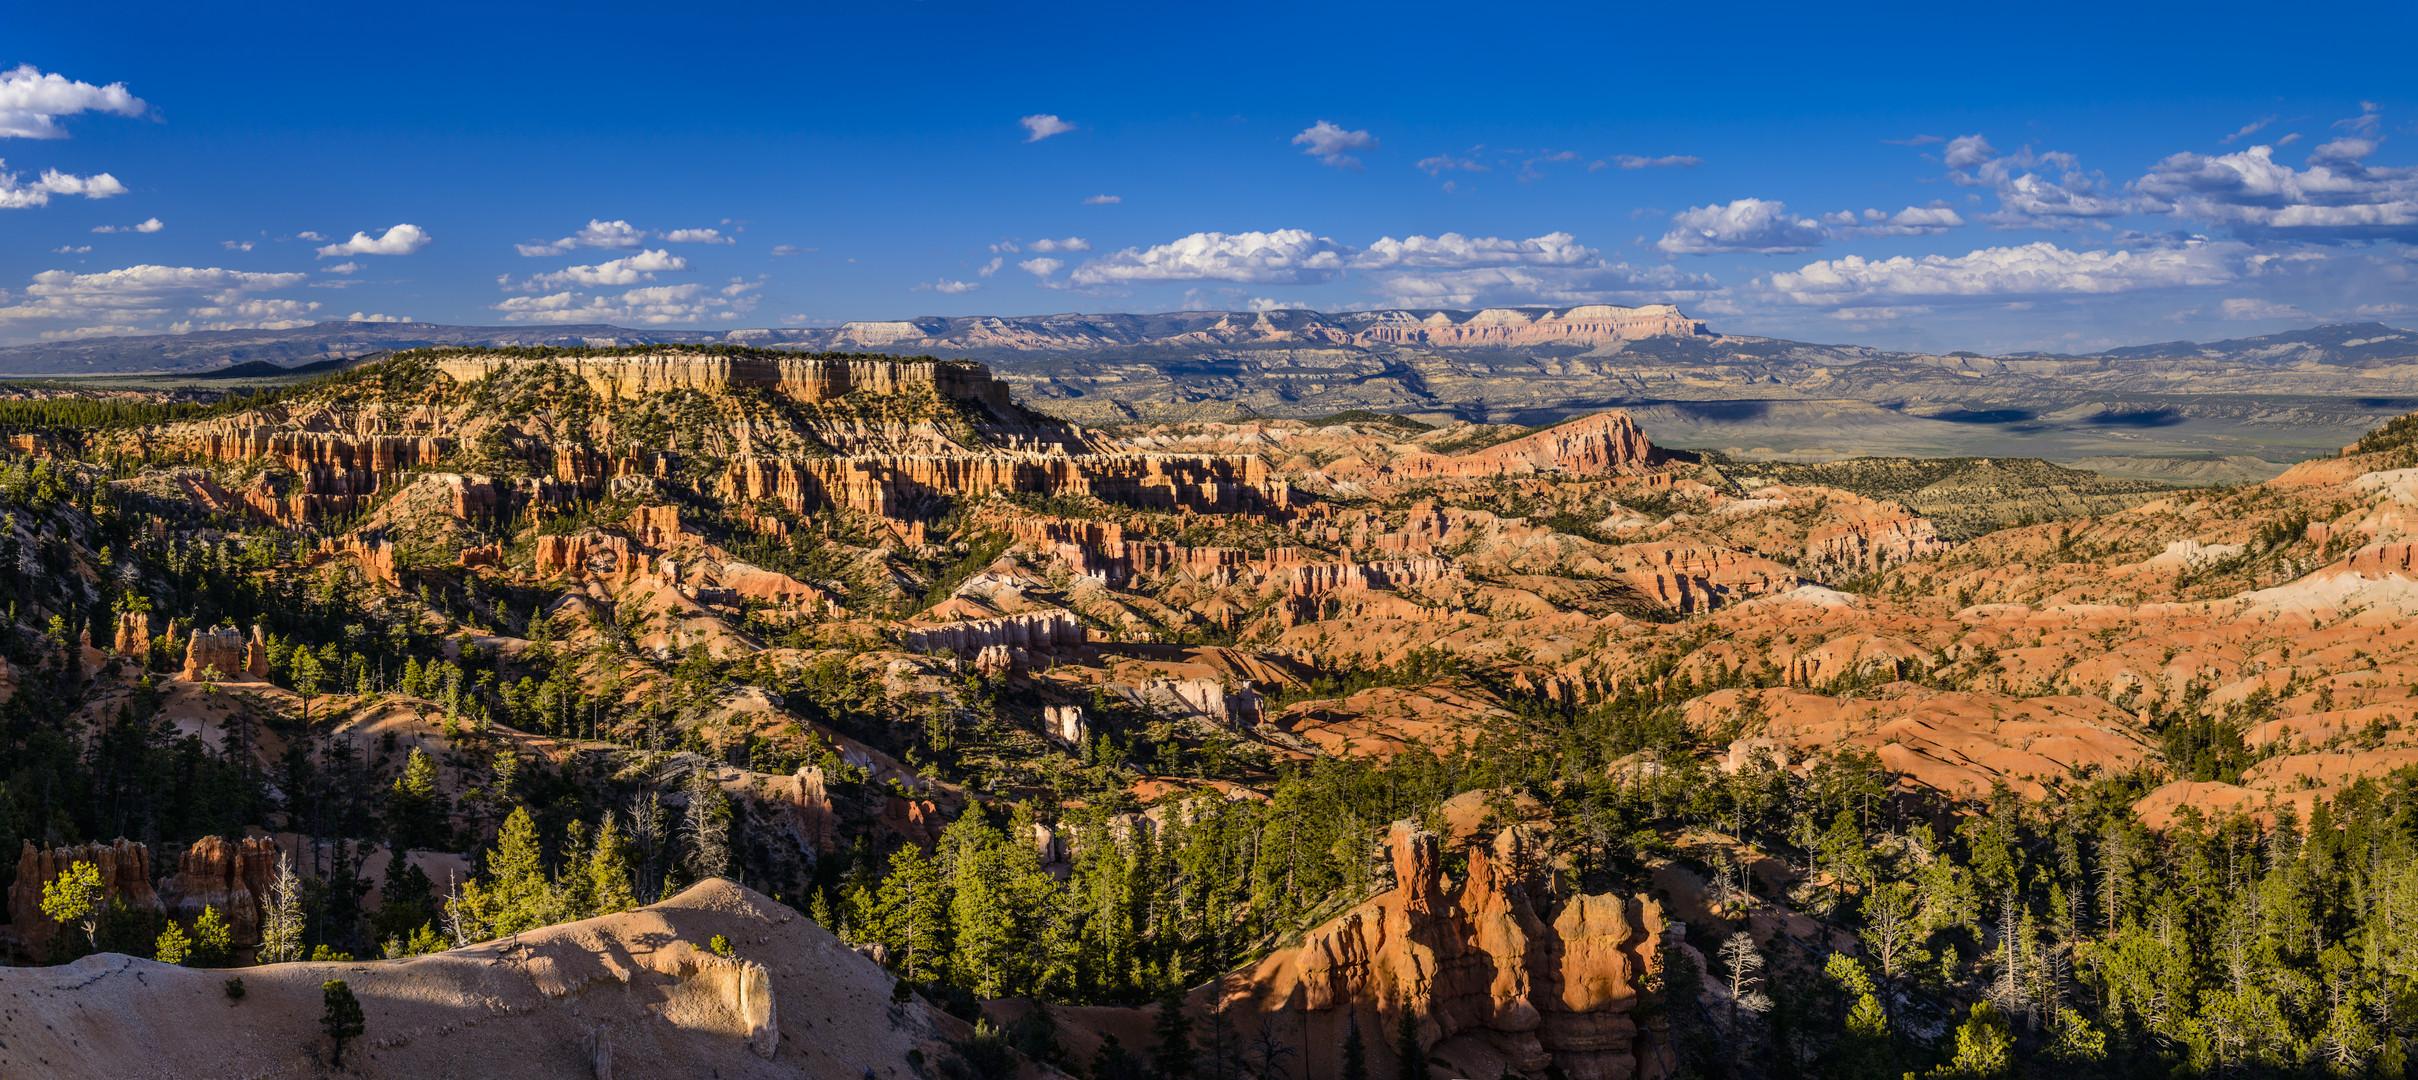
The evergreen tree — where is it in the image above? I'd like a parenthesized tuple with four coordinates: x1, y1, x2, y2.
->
(1393, 1002, 1426, 1080)
(1151, 985, 1196, 1080)
(486, 805, 557, 935)
(192, 905, 234, 967)
(587, 812, 638, 915)
(154, 921, 192, 965)
(260, 851, 307, 963)
(1339, 1013, 1369, 1080)
(321, 980, 366, 1067)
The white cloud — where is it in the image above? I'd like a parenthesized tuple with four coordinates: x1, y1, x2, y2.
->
(316, 223, 430, 257)
(519, 249, 688, 289)
(1066, 229, 1352, 287)
(1765, 240, 2238, 305)
(1293, 121, 1376, 170)
(0, 264, 310, 329)
(1943, 135, 2139, 228)
(180, 297, 323, 330)
(2221, 117, 2275, 144)
(1082, 194, 1121, 205)
(915, 279, 981, 294)
(493, 282, 744, 325)
(1833, 204, 1967, 237)
(2220, 297, 2309, 320)
(657, 227, 734, 244)
(1352, 232, 1597, 270)
(134, 216, 161, 232)
(1657, 198, 1831, 254)
(516, 219, 644, 256)
(221, 240, 253, 252)
(2134, 141, 2418, 242)
(2334, 101, 2382, 138)
(1417, 154, 1489, 175)
(0, 160, 127, 208)
(1613, 154, 1702, 169)
(770, 244, 811, 256)
(1018, 257, 1064, 278)
(977, 257, 1004, 277)
(297, 231, 326, 241)
(1021, 114, 1074, 142)
(1027, 237, 1089, 253)
(348, 311, 410, 323)
(1247, 297, 1311, 312)
(51, 244, 88, 254)
(322, 261, 360, 274)
(0, 65, 146, 140)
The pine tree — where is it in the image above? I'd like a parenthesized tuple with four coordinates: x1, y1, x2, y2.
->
(260, 851, 307, 963)
(1340, 1013, 1369, 1080)
(486, 805, 557, 936)
(587, 812, 639, 915)
(1151, 985, 1195, 1080)
(1394, 1001, 1427, 1080)
(192, 905, 234, 967)
(154, 921, 192, 965)
(321, 980, 366, 1067)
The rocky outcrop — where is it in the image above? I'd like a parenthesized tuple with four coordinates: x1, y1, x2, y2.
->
(182, 625, 250, 681)
(1238, 822, 1662, 1080)
(726, 452, 1289, 520)
(1801, 511, 1952, 581)
(111, 610, 147, 655)
(1381, 412, 1658, 481)
(901, 611, 1086, 659)
(7, 839, 163, 958)
(157, 835, 279, 947)
(1043, 705, 1088, 745)
(432, 353, 1015, 413)
(314, 534, 398, 583)
(1349, 305, 1710, 349)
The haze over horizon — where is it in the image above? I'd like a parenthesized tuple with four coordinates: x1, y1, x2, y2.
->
(6, 0, 2416, 355)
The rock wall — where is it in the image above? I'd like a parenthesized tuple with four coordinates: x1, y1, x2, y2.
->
(1801, 512, 1952, 581)
(157, 835, 279, 947)
(901, 611, 1086, 658)
(432, 353, 1014, 412)
(182, 625, 250, 681)
(1350, 304, 1709, 349)
(7, 839, 163, 958)
(726, 452, 1287, 520)
(1382, 413, 1658, 480)
(1233, 822, 1662, 1080)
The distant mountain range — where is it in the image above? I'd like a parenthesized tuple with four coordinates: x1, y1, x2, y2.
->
(5, 308, 2415, 462)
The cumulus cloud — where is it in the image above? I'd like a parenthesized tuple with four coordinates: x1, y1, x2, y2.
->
(135, 216, 162, 232)
(316, 223, 430, 257)
(915, 279, 981, 294)
(322, 261, 360, 274)
(516, 219, 644, 256)
(1657, 198, 1831, 254)
(1293, 121, 1376, 170)
(1351, 232, 1597, 270)
(493, 282, 751, 325)
(1083, 194, 1121, 205)
(297, 231, 326, 241)
(1765, 240, 2238, 305)
(0, 264, 311, 332)
(2134, 140, 2418, 242)
(349, 311, 410, 322)
(518, 249, 688, 289)
(1018, 257, 1064, 279)
(1021, 114, 1074, 142)
(658, 227, 734, 244)
(1942, 136, 2140, 228)
(221, 240, 253, 252)
(0, 160, 127, 208)
(1066, 229, 1352, 288)
(0, 65, 146, 140)
(178, 297, 323, 331)
(1613, 154, 1702, 169)
(51, 244, 87, 254)
(1826, 203, 1968, 238)
(1027, 237, 1089, 253)
(770, 244, 811, 256)
(977, 257, 1004, 277)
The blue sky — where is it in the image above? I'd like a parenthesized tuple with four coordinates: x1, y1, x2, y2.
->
(5, 0, 2416, 353)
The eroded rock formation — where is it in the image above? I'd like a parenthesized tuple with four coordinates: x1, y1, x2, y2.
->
(157, 835, 280, 947)
(7, 839, 162, 958)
